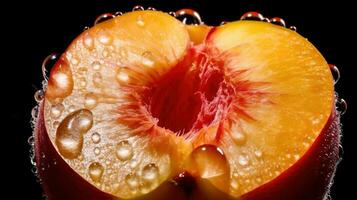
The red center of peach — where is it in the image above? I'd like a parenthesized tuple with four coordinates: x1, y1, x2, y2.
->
(142, 46, 235, 136)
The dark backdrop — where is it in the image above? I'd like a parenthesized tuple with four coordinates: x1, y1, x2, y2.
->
(3, 0, 355, 199)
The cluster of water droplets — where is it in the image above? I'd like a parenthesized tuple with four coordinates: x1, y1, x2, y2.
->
(239, 11, 296, 31)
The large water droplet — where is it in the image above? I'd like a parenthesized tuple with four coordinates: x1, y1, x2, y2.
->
(336, 98, 347, 115)
(91, 132, 101, 144)
(116, 140, 133, 161)
(142, 163, 159, 183)
(88, 162, 104, 182)
(50, 103, 65, 119)
(132, 5, 144, 11)
(240, 12, 264, 21)
(175, 9, 203, 25)
(270, 17, 286, 27)
(190, 144, 229, 178)
(42, 53, 59, 82)
(125, 173, 140, 188)
(94, 13, 115, 25)
(34, 90, 44, 102)
(55, 109, 93, 159)
(84, 93, 98, 109)
(329, 64, 340, 84)
(46, 57, 74, 100)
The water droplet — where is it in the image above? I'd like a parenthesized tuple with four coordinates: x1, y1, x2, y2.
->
(220, 21, 228, 25)
(79, 78, 87, 88)
(84, 93, 98, 109)
(238, 154, 249, 166)
(270, 17, 286, 27)
(91, 132, 101, 144)
(142, 163, 159, 182)
(53, 121, 59, 128)
(51, 103, 65, 119)
(240, 12, 264, 21)
(55, 109, 93, 159)
(102, 49, 110, 57)
(88, 162, 104, 182)
(91, 61, 102, 71)
(262, 17, 270, 23)
(147, 7, 156, 11)
(83, 26, 90, 31)
(93, 72, 103, 86)
(34, 90, 44, 102)
(329, 64, 340, 84)
(114, 11, 123, 17)
(126, 173, 140, 188)
(190, 144, 228, 178)
(231, 179, 239, 190)
(175, 9, 203, 25)
(68, 105, 76, 112)
(141, 51, 155, 67)
(231, 131, 246, 145)
(254, 150, 263, 158)
(83, 32, 94, 50)
(42, 53, 59, 81)
(28, 135, 35, 146)
(289, 26, 297, 31)
(336, 98, 347, 115)
(94, 13, 115, 25)
(294, 154, 300, 161)
(46, 57, 74, 100)
(168, 11, 177, 17)
(97, 30, 113, 45)
(94, 147, 101, 155)
(136, 15, 145, 26)
(116, 140, 133, 161)
(129, 159, 139, 169)
(132, 5, 144, 11)
(31, 106, 39, 118)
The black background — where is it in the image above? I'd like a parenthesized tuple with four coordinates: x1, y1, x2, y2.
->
(3, 0, 356, 199)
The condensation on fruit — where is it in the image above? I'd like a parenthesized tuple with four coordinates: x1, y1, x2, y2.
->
(136, 15, 145, 27)
(50, 103, 64, 119)
(238, 153, 250, 166)
(190, 144, 229, 178)
(125, 172, 140, 188)
(84, 93, 98, 109)
(141, 163, 159, 183)
(115, 140, 134, 161)
(91, 132, 101, 144)
(55, 109, 93, 159)
(141, 51, 155, 67)
(88, 162, 104, 182)
(97, 29, 113, 45)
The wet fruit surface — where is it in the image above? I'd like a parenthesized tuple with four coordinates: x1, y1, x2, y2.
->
(34, 9, 340, 200)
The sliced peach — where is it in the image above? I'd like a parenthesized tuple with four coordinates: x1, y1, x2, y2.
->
(34, 10, 339, 200)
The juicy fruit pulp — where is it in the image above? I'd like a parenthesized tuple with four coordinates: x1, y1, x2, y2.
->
(38, 10, 335, 199)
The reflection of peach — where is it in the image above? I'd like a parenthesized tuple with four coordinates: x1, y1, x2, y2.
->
(34, 10, 340, 200)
